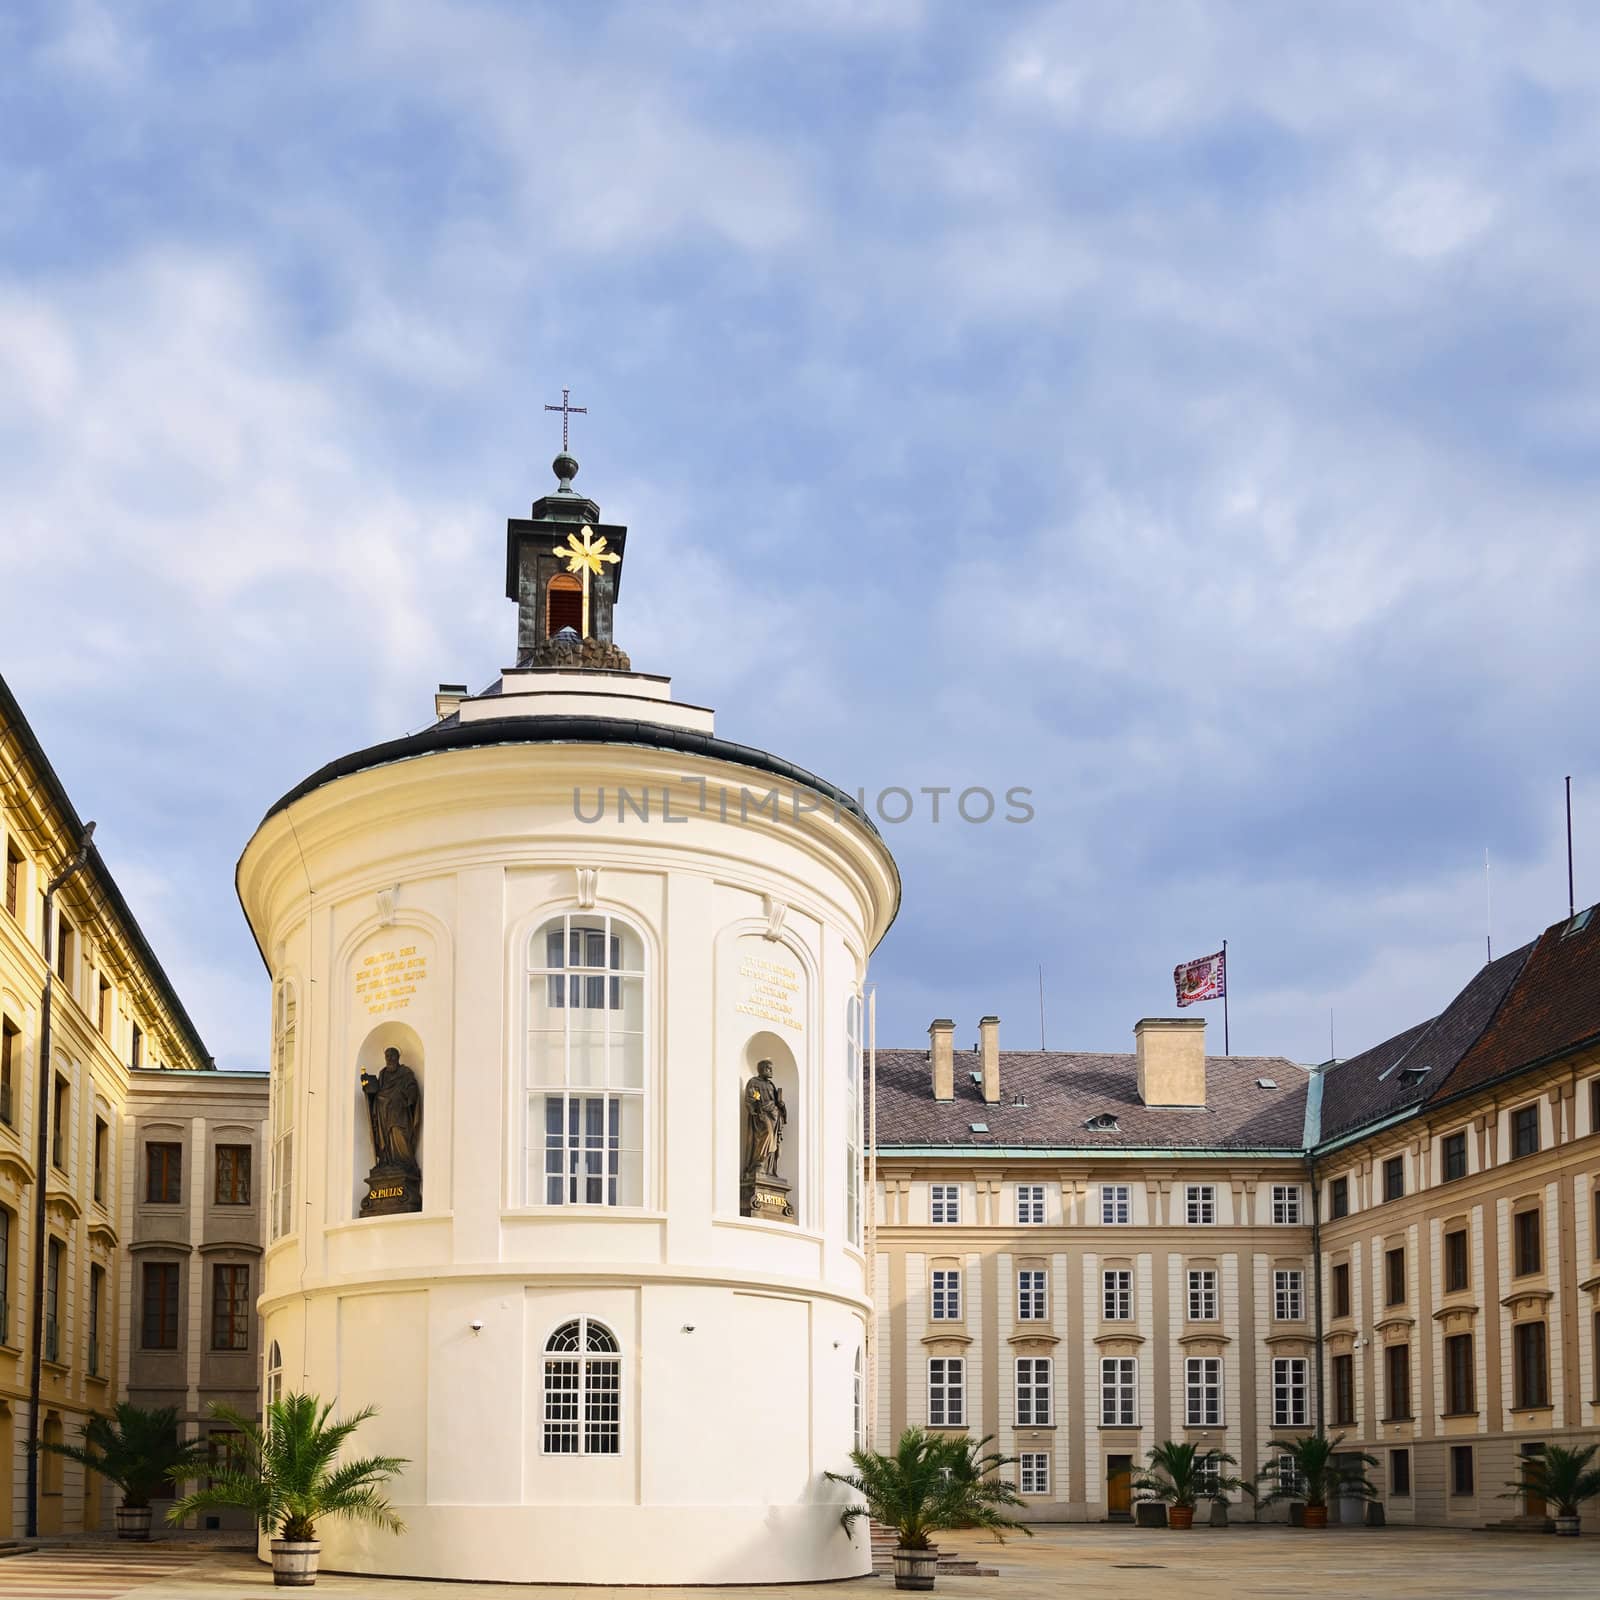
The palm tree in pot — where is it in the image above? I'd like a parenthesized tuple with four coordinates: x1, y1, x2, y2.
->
(1130, 1441, 1240, 1530)
(1504, 1443, 1600, 1536)
(827, 1427, 1031, 1590)
(39, 1403, 210, 1539)
(1258, 1432, 1377, 1528)
(166, 1393, 407, 1586)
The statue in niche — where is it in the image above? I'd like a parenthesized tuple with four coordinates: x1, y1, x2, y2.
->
(740, 1058, 794, 1222)
(359, 1047, 423, 1216)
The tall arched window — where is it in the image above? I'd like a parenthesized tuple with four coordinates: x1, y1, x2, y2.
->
(526, 915, 645, 1206)
(266, 1340, 283, 1405)
(547, 573, 583, 636)
(845, 993, 863, 1246)
(543, 1317, 621, 1455)
(853, 1344, 865, 1449)
(269, 983, 297, 1240)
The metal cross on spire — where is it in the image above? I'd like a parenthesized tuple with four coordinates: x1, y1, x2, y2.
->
(544, 386, 588, 453)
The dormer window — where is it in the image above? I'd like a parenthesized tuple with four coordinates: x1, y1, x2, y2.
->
(547, 572, 584, 637)
(1085, 1113, 1119, 1133)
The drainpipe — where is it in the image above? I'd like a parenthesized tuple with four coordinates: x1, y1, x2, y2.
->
(25, 824, 94, 1537)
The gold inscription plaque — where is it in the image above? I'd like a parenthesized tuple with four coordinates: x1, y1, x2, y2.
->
(355, 945, 429, 1016)
(735, 953, 802, 1032)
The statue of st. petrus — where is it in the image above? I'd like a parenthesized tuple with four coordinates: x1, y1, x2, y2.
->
(361, 1047, 421, 1174)
(742, 1059, 787, 1184)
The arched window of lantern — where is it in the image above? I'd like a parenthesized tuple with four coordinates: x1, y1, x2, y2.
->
(542, 1317, 621, 1455)
(547, 573, 583, 636)
(525, 914, 646, 1207)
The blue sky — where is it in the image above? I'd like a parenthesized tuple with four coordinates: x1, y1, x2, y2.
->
(4, 0, 1599, 1071)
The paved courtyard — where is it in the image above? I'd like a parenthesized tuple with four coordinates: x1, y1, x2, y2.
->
(1, 1526, 1596, 1599)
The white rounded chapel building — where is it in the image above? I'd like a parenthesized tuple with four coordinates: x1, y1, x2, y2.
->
(235, 451, 899, 1583)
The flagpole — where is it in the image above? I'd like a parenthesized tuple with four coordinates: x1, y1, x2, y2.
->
(1223, 939, 1230, 1056)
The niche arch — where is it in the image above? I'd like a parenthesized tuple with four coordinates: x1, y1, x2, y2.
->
(351, 1021, 426, 1217)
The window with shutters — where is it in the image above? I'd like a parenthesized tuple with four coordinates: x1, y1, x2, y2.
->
(526, 915, 646, 1207)
(543, 1317, 621, 1454)
(546, 572, 584, 636)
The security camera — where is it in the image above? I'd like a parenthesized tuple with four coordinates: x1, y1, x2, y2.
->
(470, 1319, 484, 1333)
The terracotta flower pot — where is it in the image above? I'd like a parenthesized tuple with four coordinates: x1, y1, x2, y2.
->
(1303, 1505, 1328, 1529)
(893, 1546, 939, 1591)
(115, 1505, 152, 1540)
(1169, 1505, 1195, 1530)
(271, 1540, 321, 1587)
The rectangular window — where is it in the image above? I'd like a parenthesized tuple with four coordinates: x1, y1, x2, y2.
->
(1450, 1444, 1474, 1497)
(1018, 1451, 1050, 1495)
(0, 1016, 16, 1127)
(211, 1264, 251, 1351)
(1329, 1175, 1349, 1218)
(1102, 1268, 1132, 1320)
(1017, 1269, 1047, 1321)
(931, 1268, 962, 1321)
(215, 1145, 252, 1206)
(97, 974, 111, 1036)
(1511, 1104, 1540, 1159)
(1100, 1185, 1131, 1225)
(1274, 1453, 1306, 1499)
(1272, 1357, 1307, 1428)
(927, 1358, 965, 1427)
(1385, 1343, 1412, 1420)
(1100, 1357, 1137, 1426)
(1185, 1356, 1222, 1426)
(270, 986, 297, 1241)
(1390, 1448, 1411, 1497)
(1385, 1246, 1406, 1306)
(45, 1238, 63, 1364)
(1273, 1268, 1304, 1321)
(4, 844, 20, 918)
(1514, 1209, 1541, 1276)
(55, 914, 74, 983)
(1015, 1357, 1052, 1426)
(1187, 1268, 1217, 1321)
(145, 1141, 182, 1205)
(1184, 1184, 1215, 1225)
(1513, 1321, 1549, 1408)
(1592, 1078, 1600, 1140)
(1331, 1352, 1355, 1425)
(930, 1184, 960, 1224)
(1444, 1228, 1469, 1293)
(845, 995, 862, 1249)
(1442, 1130, 1468, 1181)
(540, 1094, 642, 1207)
(0, 1208, 9, 1343)
(1271, 1184, 1302, 1224)
(51, 1074, 68, 1170)
(131, 1022, 143, 1069)
(1015, 1184, 1045, 1224)
(1332, 1261, 1351, 1318)
(1383, 1155, 1405, 1202)
(1445, 1333, 1474, 1414)
(92, 1118, 107, 1206)
(141, 1262, 180, 1350)
(88, 1264, 104, 1378)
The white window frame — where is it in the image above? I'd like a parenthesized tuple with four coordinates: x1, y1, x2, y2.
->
(1272, 1356, 1308, 1428)
(1275, 1452, 1306, 1498)
(1100, 1356, 1137, 1426)
(1016, 1183, 1046, 1224)
(853, 1345, 865, 1449)
(1185, 1356, 1222, 1426)
(542, 1316, 622, 1456)
(1015, 1357, 1053, 1426)
(1018, 1451, 1050, 1495)
(1187, 1267, 1218, 1321)
(930, 1184, 961, 1225)
(1100, 1184, 1132, 1225)
(930, 1267, 962, 1322)
(1017, 1268, 1047, 1321)
(1184, 1183, 1216, 1225)
(1271, 1184, 1303, 1225)
(1102, 1268, 1132, 1321)
(265, 1339, 283, 1407)
(846, 994, 863, 1248)
(525, 913, 647, 1209)
(1274, 1268, 1304, 1322)
(269, 982, 296, 1241)
(927, 1357, 965, 1427)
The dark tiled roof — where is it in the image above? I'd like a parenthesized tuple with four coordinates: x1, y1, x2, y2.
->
(1316, 941, 1532, 1144)
(874, 1049, 1308, 1152)
(1433, 906, 1600, 1103)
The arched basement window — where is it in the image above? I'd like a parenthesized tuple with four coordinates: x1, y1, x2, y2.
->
(543, 1317, 621, 1455)
(526, 914, 645, 1206)
(547, 572, 583, 637)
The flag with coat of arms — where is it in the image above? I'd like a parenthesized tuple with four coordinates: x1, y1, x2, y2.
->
(1174, 949, 1226, 1007)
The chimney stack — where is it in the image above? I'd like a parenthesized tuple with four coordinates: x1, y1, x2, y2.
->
(1134, 1017, 1207, 1107)
(929, 1018, 955, 1101)
(979, 1015, 1001, 1105)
